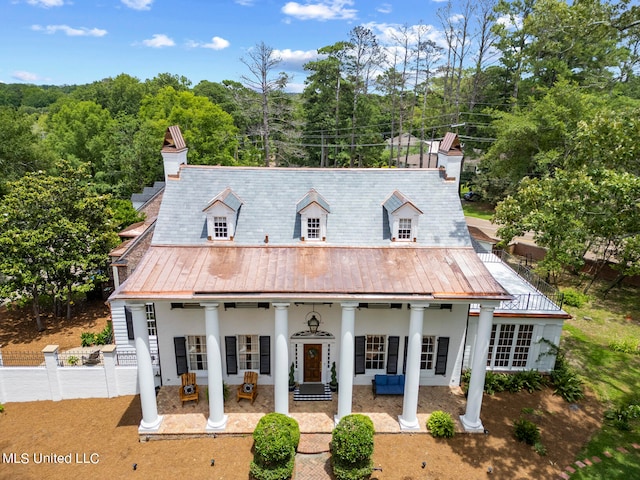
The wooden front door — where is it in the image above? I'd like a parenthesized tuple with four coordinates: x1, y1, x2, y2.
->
(303, 344, 322, 382)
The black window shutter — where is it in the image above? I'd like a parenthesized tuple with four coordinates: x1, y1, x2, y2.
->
(225, 336, 238, 375)
(125, 307, 134, 340)
(354, 336, 366, 374)
(402, 336, 408, 374)
(174, 337, 188, 376)
(259, 336, 270, 375)
(435, 337, 450, 375)
(386, 336, 400, 374)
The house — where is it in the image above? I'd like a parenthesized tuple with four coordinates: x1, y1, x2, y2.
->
(108, 127, 567, 435)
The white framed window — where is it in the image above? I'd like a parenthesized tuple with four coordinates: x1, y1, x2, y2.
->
(187, 335, 207, 370)
(307, 218, 321, 239)
(420, 335, 435, 370)
(238, 334, 260, 370)
(487, 324, 534, 369)
(145, 303, 157, 336)
(365, 335, 386, 370)
(398, 218, 412, 240)
(213, 216, 228, 239)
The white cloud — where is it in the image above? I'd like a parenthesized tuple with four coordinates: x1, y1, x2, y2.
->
(274, 48, 319, 70)
(496, 14, 522, 29)
(31, 24, 108, 37)
(142, 34, 175, 48)
(26, 0, 64, 7)
(282, 0, 357, 21)
(234, 0, 255, 5)
(188, 36, 231, 50)
(12, 70, 41, 82)
(285, 82, 305, 93)
(121, 0, 153, 10)
(377, 3, 392, 14)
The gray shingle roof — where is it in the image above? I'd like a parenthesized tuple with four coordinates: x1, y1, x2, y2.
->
(152, 166, 471, 248)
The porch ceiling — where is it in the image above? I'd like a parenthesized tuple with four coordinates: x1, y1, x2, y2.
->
(110, 245, 510, 302)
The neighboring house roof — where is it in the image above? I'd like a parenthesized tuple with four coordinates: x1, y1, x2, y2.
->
(111, 245, 509, 302)
(152, 166, 469, 247)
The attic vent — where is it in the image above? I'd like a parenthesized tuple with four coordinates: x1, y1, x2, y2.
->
(171, 303, 202, 309)
(224, 302, 270, 310)
(358, 303, 403, 309)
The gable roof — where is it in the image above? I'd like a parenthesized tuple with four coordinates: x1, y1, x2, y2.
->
(161, 125, 187, 153)
(203, 187, 243, 212)
(153, 167, 468, 248)
(382, 190, 423, 215)
(438, 132, 462, 155)
(296, 188, 331, 213)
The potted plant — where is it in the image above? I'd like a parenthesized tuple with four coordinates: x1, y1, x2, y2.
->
(330, 362, 338, 392)
(289, 363, 296, 391)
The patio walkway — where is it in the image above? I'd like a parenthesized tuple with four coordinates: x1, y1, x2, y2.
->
(149, 384, 467, 439)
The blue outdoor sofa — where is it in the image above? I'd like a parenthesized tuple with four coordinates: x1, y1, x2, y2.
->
(371, 374, 405, 398)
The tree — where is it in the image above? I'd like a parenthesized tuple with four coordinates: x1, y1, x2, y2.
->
(0, 164, 119, 328)
(241, 42, 287, 166)
(494, 168, 640, 290)
(0, 107, 54, 194)
(139, 87, 238, 165)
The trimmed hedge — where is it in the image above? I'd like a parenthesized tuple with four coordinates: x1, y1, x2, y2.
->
(331, 414, 374, 480)
(427, 410, 455, 438)
(250, 413, 299, 480)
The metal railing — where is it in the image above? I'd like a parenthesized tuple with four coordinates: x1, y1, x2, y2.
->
(0, 350, 46, 367)
(476, 250, 564, 311)
(116, 352, 137, 366)
(57, 350, 103, 367)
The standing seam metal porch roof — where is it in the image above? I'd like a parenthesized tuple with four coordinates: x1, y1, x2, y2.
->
(111, 245, 510, 301)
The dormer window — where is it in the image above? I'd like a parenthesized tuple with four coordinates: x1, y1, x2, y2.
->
(297, 189, 330, 242)
(203, 188, 242, 241)
(213, 216, 229, 239)
(383, 190, 423, 242)
(398, 218, 412, 240)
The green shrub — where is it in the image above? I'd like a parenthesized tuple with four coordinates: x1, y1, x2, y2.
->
(427, 411, 455, 438)
(80, 323, 113, 347)
(550, 356, 584, 402)
(0, 404, 4, 413)
(609, 337, 639, 354)
(250, 413, 299, 480)
(604, 403, 640, 431)
(513, 370, 546, 393)
(562, 288, 589, 307)
(484, 371, 508, 395)
(533, 441, 547, 456)
(67, 355, 79, 366)
(331, 414, 374, 480)
(514, 418, 540, 445)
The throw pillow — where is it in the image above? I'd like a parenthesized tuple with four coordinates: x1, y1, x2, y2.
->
(243, 383, 254, 393)
(183, 384, 195, 395)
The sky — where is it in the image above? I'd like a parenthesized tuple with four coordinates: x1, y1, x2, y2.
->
(2, 0, 453, 92)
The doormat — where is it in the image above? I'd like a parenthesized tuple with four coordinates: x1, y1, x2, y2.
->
(294, 383, 332, 401)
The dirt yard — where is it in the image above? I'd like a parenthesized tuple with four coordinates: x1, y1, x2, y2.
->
(0, 300, 605, 479)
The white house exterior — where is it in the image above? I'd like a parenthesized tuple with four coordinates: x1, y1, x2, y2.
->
(108, 127, 567, 435)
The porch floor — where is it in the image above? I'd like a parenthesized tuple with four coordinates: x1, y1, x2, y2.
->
(150, 384, 467, 439)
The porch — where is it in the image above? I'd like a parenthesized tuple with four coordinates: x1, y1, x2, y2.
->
(147, 384, 467, 440)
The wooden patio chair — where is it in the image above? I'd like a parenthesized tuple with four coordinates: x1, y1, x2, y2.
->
(180, 372, 199, 406)
(237, 371, 258, 404)
(82, 350, 101, 366)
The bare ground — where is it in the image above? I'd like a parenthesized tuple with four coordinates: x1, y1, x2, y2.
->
(0, 300, 604, 479)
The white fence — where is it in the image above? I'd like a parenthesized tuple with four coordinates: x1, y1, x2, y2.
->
(0, 344, 138, 404)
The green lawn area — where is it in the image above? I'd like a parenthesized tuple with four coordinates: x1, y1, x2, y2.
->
(558, 281, 640, 479)
(461, 201, 494, 220)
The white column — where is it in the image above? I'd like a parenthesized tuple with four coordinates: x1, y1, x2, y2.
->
(336, 302, 358, 423)
(130, 303, 162, 432)
(203, 302, 227, 431)
(460, 304, 495, 432)
(399, 303, 427, 431)
(273, 303, 290, 416)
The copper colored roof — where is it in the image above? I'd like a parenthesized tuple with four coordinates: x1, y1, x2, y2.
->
(438, 132, 462, 155)
(112, 245, 510, 302)
(161, 125, 187, 153)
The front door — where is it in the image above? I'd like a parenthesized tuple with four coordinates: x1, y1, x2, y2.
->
(303, 344, 322, 382)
